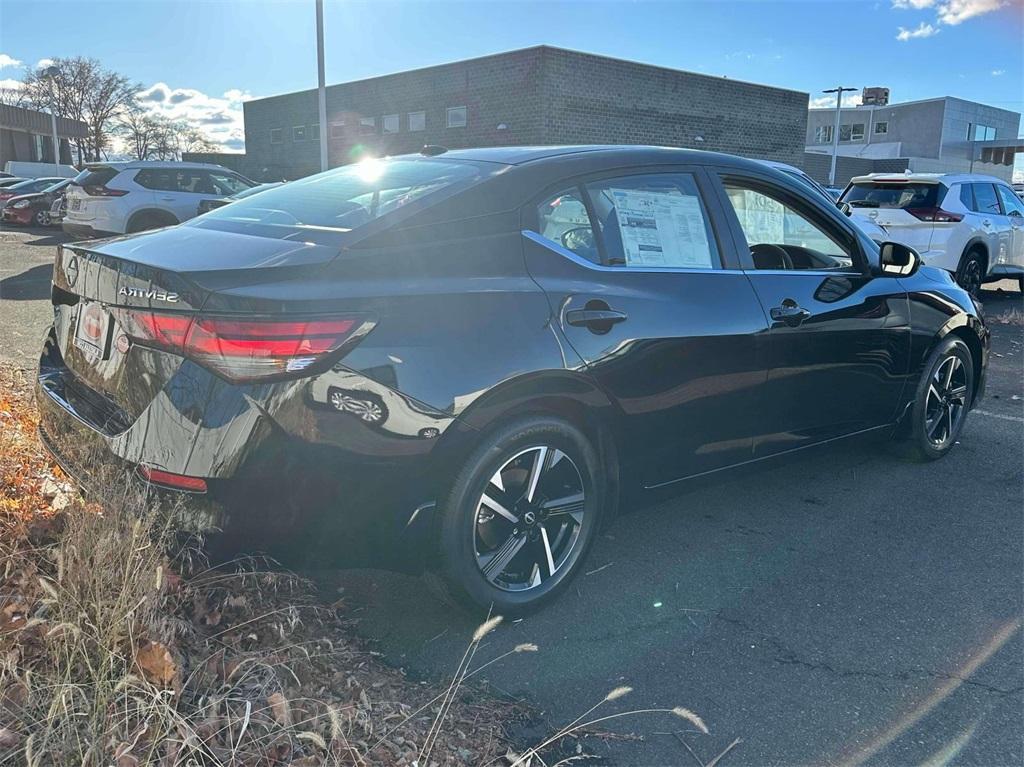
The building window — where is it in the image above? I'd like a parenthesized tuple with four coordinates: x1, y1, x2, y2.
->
(32, 134, 45, 161)
(850, 123, 865, 141)
(359, 117, 376, 135)
(446, 106, 467, 128)
(310, 123, 320, 141)
(270, 128, 283, 144)
(969, 123, 996, 141)
(874, 121, 888, 135)
(839, 124, 852, 142)
(330, 122, 346, 139)
(382, 114, 399, 134)
(408, 110, 426, 132)
(814, 125, 833, 144)
(293, 125, 306, 142)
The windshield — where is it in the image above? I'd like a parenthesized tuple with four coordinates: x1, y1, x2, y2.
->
(841, 181, 943, 209)
(195, 158, 486, 234)
(43, 179, 71, 193)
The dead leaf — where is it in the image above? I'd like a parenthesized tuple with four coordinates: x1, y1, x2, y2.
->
(268, 691, 291, 727)
(134, 641, 178, 688)
(0, 727, 21, 749)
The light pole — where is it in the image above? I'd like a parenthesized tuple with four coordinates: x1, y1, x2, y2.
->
(823, 86, 857, 187)
(41, 65, 61, 174)
(315, 0, 328, 172)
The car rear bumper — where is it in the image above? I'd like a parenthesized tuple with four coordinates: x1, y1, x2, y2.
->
(34, 327, 444, 571)
(62, 222, 118, 239)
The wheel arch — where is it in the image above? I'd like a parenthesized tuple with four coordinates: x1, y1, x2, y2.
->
(126, 208, 178, 232)
(435, 370, 624, 522)
(935, 314, 986, 402)
(960, 237, 989, 271)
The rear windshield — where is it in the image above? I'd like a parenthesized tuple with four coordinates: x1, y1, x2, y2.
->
(73, 166, 119, 188)
(195, 158, 486, 235)
(841, 182, 943, 209)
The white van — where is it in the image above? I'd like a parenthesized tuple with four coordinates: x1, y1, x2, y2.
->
(4, 161, 79, 180)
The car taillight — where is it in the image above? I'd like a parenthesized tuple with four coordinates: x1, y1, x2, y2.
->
(82, 185, 128, 197)
(114, 310, 370, 382)
(138, 465, 207, 493)
(906, 207, 963, 223)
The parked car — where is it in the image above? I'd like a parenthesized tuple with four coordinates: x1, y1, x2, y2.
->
(37, 146, 989, 614)
(1, 179, 71, 227)
(840, 173, 1024, 294)
(0, 177, 65, 206)
(757, 160, 888, 243)
(61, 161, 258, 238)
(0, 177, 27, 189)
(196, 181, 284, 215)
(3, 161, 78, 179)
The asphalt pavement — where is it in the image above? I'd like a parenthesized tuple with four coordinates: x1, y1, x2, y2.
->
(2, 223, 1022, 765)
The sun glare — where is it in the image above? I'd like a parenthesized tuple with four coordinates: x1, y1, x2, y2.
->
(355, 157, 385, 183)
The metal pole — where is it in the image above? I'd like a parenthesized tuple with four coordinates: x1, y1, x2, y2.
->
(43, 66, 61, 174)
(823, 86, 857, 187)
(315, 0, 328, 172)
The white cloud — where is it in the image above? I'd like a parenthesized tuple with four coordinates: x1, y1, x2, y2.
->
(897, 21, 940, 39)
(131, 82, 252, 154)
(0, 53, 22, 70)
(992, 69, 1006, 76)
(936, 0, 1006, 24)
(35, 58, 54, 70)
(809, 92, 864, 109)
(891, 0, 935, 8)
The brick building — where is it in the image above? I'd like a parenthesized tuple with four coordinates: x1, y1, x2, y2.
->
(225, 46, 809, 180)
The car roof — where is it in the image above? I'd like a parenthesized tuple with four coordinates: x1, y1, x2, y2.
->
(84, 160, 233, 171)
(849, 172, 1011, 185)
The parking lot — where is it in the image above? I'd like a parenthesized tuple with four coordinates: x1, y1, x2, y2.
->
(1, 224, 1021, 765)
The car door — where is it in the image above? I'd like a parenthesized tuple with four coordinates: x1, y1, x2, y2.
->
(972, 183, 1012, 266)
(710, 168, 911, 457)
(521, 167, 771, 488)
(995, 184, 1024, 270)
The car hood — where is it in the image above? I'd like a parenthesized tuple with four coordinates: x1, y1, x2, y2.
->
(3, 192, 44, 206)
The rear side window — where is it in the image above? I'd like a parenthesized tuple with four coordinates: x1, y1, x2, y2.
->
(196, 158, 485, 233)
(842, 182, 942, 210)
(537, 190, 597, 263)
(73, 166, 118, 188)
(972, 183, 1001, 215)
(958, 183, 976, 212)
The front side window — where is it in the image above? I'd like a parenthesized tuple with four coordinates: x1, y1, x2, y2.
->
(408, 111, 426, 132)
(447, 106, 467, 128)
(973, 183, 1001, 215)
(874, 121, 888, 135)
(208, 171, 253, 196)
(724, 181, 854, 271)
(382, 114, 399, 134)
(996, 185, 1024, 217)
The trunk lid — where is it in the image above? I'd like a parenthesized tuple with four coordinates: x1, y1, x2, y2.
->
(841, 178, 947, 253)
(51, 224, 343, 422)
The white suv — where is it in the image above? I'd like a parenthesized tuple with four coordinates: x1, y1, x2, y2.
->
(840, 173, 1024, 294)
(62, 161, 256, 238)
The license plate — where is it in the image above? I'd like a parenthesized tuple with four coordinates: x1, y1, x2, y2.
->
(70, 198, 81, 211)
(74, 302, 112, 361)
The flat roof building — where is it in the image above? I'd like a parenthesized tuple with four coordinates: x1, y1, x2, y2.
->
(804, 94, 1021, 185)
(225, 46, 809, 181)
(0, 103, 87, 169)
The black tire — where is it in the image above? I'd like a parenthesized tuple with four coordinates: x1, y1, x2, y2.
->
(955, 248, 985, 297)
(34, 209, 51, 227)
(430, 416, 606, 615)
(900, 336, 974, 461)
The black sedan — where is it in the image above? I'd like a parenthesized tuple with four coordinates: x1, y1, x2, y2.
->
(36, 146, 988, 614)
(1, 179, 71, 227)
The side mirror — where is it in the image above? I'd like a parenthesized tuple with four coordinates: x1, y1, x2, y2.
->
(560, 226, 594, 253)
(878, 241, 920, 277)
(838, 201, 853, 217)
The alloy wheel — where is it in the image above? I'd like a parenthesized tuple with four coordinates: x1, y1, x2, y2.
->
(35, 210, 51, 227)
(473, 446, 585, 592)
(924, 354, 968, 447)
(958, 257, 981, 296)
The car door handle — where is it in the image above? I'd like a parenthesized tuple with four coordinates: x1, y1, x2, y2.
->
(159, 196, 175, 202)
(982, 219, 992, 227)
(770, 303, 811, 327)
(565, 308, 628, 327)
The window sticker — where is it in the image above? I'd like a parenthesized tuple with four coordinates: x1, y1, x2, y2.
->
(727, 189, 785, 245)
(608, 189, 714, 268)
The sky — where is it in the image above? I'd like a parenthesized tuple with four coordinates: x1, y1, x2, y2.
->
(1, 0, 1021, 176)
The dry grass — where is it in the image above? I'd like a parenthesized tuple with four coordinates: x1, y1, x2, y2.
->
(0, 364, 522, 765)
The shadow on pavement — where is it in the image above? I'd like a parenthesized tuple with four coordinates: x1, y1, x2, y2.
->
(0, 264, 54, 301)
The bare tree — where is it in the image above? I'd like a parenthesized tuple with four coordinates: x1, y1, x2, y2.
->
(119, 111, 219, 161)
(23, 57, 139, 163)
(0, 82, 29, 107)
